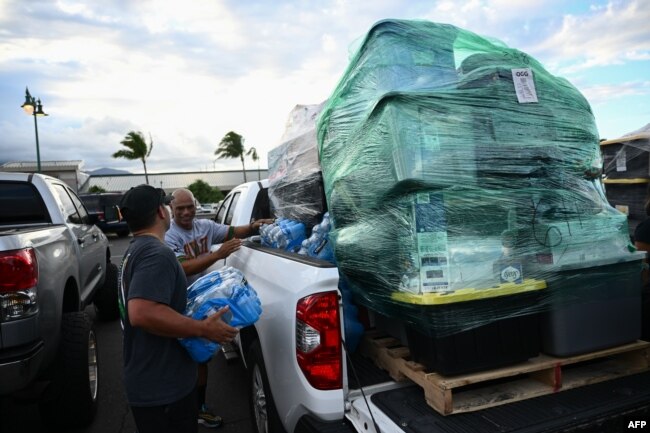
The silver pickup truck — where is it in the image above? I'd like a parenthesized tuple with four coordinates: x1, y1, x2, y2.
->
(211, 179, 650, 433)
(0, 172, 119, 429)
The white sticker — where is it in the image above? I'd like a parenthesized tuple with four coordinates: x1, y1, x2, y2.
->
(616, 150, 627, 172)
(511, 68, 538, 103)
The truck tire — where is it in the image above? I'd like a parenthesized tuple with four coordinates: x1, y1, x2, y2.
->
(249, 340, 286, 433)
(94, 262, 119, 321)
(39, 311, 99, 429)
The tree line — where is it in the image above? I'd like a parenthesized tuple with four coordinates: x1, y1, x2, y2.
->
(92, 129, 260, 204)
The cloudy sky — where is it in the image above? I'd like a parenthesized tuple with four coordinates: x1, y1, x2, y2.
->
(0, 0, 648, 174)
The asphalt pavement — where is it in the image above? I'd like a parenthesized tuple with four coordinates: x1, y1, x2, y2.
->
(1, 234, 254, 433)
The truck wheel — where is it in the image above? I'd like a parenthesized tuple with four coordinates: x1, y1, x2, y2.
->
(249, 341, 286, 433)
(39, 312, 99, 429)
(94, 262, 119, 321)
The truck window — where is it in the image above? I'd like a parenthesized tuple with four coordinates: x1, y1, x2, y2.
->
(68, 190, 90, 223)
(52, 184, 83, 225)
(251, 187, 272, 220)
(224, 192, 240, 226)
(215, 194, 233, 224)
(80, 195, 100, 213)
(102, 195, 122, 221)
(0, 182, 50, 224)
(79, 193, 123, 222)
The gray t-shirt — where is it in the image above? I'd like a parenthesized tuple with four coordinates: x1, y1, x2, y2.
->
(164, 219, 229, 284)
(119, 235, 197, 406)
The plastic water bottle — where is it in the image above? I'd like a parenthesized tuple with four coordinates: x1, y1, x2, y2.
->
(299, 213, 334, 262)
(298, 238, 310, 255)
(285, 220, 306, 252)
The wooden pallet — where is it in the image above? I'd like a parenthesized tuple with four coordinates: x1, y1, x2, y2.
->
(359, 331, 650, 416)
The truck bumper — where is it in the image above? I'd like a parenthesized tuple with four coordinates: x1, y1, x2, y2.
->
(294, 414, 357, 433)
(0, 340, 45, 395)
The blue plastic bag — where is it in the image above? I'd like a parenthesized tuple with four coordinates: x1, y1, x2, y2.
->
(180, 267, 262, 363)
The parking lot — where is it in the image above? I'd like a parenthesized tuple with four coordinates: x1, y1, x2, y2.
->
(1, 234, 253, 433)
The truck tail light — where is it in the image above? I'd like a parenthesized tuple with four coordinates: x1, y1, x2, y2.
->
(296, 291, 342, 390)
(97, 211, 106, 222)
(0, 248, 38, 321)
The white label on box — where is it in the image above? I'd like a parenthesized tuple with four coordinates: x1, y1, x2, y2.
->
(511, 68, 538, 103)
(417, 231, 450, 292)
(616, 150, 627, 171)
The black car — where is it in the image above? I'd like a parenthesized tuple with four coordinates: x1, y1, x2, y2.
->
(79, 193, 130, 237)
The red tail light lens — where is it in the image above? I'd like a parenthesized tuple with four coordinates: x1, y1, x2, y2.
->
(296, 291, 342, 390)
(0, 248, 39, 321)
(98, 212, 106, 222)
(0, 248, 38, 292)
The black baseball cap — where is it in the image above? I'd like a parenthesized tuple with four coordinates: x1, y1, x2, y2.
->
(119, 185, 172, 221)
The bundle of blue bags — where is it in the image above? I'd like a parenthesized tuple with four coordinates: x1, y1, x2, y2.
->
(259, 217, 306, 252)
(297, 212, 335, 263)
(180, 266, 262, 363)
(259, 213, 335, 263)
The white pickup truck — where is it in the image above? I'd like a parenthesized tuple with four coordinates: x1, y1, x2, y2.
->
(211, 179, 650, 433)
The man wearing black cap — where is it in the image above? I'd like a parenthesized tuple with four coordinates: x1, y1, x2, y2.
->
(165, 187, 272, 428)
(117, 184, 238, 433)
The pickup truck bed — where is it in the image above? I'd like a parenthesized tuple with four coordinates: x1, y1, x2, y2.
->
(371, 372, 650, 433)
(297, 351, 650, 433)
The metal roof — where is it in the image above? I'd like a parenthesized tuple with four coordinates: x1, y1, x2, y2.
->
(83, 169, 269, 193)
(1, 160, 84, 171)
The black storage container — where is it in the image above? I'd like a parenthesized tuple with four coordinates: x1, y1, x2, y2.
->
(405, 313, 540, 376)
(541, 255, 644, 357)
(391, 280, 546, 376)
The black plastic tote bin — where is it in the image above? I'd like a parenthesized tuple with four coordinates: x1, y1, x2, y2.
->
(541, 255, 644, 357)
(391, 279, 546, 376)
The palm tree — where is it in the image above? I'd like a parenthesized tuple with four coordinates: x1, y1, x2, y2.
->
(113, 131, 153, 185)
(247, 147, 260, 180)
(216, 131, 247, 182)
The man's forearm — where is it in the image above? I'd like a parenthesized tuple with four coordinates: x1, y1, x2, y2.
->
(232, 223, 253, 239)
(180, 251, 222, 277)
(232, 219, 272, 239)
(128, 299, 207, 338)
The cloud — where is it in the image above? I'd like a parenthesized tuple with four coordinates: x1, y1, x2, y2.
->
(421, 0, 565, 45)
(532, 0, 650, 72)
(1, 0, 649, 173)
(581, 79, 650, 104)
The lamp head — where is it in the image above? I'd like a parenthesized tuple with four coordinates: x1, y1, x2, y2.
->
(21, 87, 35, 115)
(34, 99, 48, 117)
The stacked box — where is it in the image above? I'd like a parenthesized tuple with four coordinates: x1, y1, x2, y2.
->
(268, 103, 328, 228)
(316, 19, 643, 373)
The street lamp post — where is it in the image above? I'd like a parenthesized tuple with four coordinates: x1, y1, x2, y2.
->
(21, 87, 48, 173)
